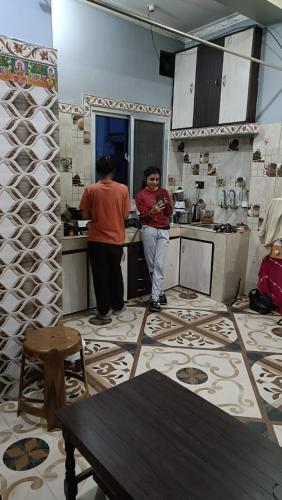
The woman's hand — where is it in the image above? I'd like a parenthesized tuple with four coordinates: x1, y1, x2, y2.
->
(150, 201, 165, 215)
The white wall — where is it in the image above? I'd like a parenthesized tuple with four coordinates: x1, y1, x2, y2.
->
(0, 0, 53, 47)
(52, 0, 183, 106)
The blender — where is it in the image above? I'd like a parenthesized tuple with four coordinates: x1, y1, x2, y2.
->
(173, 187, 190, 223)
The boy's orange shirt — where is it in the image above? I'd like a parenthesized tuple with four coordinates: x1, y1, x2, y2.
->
(79, 181, 130, 245)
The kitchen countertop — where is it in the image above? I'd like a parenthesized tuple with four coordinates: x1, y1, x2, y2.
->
(62, 224, 250, 252)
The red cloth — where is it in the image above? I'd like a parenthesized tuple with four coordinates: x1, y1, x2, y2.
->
(258, 256, 282, 314)
(135, 187, 173, 228)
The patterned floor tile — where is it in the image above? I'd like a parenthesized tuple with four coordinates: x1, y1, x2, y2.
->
(143, 309, 237, 349)
(164, 287, 227, 311)
(252, 354, 282, 414)
(64, 307, 145, 343)
(135, 346, 261, 418)
(273, 425, 282, 446)
(234, 313, 282, 352)
(0, 467, 57, 500)
(86, 348, 135, 390)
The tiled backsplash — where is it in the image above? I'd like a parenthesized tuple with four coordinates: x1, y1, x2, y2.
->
(168, 136, 252, 224)
(59, 111, 92, 210)
(168, 124, 282, 293)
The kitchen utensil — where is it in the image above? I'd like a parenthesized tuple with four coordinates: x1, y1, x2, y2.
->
(173, 187, 184, 202)
(191, 203, 201, 222)
(177, 210, 192, 224)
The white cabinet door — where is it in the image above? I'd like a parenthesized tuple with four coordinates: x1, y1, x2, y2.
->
(180, 238, 213, 295)
(219, 29, 254, 124)
(163, 238, 180, 290)
(172, 48, 197, 129)
(88, 246, 128, 309)
(63, 252, 88, 315)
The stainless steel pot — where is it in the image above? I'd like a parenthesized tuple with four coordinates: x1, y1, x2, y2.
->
(177, 211, 192, 224)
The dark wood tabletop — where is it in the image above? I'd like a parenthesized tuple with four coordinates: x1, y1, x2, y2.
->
(57, 369, 282, 500)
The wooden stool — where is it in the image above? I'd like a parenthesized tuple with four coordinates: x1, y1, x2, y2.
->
(18, 326, 89, 431)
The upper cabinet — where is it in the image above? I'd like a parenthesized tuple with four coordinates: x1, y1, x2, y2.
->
(172, 27, 262, 130)
(172, 47, 197, 129)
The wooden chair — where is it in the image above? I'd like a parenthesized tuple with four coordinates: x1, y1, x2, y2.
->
(18, 326, 88, 430)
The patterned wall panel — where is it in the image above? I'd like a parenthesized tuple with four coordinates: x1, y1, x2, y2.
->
(0, 36, 62, 400)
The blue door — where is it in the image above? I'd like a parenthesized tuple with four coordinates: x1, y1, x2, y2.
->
(95, 115, 129, 185)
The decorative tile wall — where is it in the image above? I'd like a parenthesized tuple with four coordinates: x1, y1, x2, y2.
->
(245, 123, 282, 292)
(59, 109, 92, 210)
(168, 124, 282, 294)
(168, 136, 253, 225)
(0, 36, 62, 400)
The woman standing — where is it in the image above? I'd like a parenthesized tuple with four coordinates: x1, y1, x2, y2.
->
(135, 167, 173, 312)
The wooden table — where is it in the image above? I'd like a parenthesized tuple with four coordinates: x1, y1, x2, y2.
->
(56, 369, 282, 500)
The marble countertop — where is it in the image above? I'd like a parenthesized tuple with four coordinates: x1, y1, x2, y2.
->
(62, 224, 250, 252)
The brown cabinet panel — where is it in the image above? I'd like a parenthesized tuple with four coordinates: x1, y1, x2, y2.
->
(127, 242, 151, 299)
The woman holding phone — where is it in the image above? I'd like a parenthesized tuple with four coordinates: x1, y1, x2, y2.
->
(135, 166, 173, 312)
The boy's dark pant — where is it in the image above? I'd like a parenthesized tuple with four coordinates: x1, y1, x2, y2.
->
(88, 241, 124, 316)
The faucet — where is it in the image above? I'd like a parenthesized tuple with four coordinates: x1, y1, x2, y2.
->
(220, 189, 228, 209)
(228, 189, 238, 209)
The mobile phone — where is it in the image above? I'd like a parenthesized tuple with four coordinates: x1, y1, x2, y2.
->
(156, 194, 164, 204)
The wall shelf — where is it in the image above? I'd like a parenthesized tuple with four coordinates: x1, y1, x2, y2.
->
(170, 123, 260, 140)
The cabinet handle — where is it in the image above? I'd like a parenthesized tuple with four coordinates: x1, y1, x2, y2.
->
(137, 278, 145, 281)
(137, 288, 146, 292)
(222, 75, 226, 87)
(137, 257, 144, 261)
(214, 78, 219, 87)
(189, 83, 193, 94)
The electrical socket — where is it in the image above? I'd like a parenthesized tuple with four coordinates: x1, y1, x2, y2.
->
(195, 181, 204, 189)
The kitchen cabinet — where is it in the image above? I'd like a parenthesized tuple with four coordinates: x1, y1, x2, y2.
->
(219, 28, 261, 124)
(163, 237, 180, 290)
(193, 39, 224, 128)
(172, 27, 262, 130)
(179, 238, 213, 295)
(127, 242, 151, 300)
(62, 251, 88, 315)
(172, 48, 197, 129)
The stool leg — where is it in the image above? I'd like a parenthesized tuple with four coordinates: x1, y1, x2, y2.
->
(17, 352, 26, 417)
(44, 349, 66, 430)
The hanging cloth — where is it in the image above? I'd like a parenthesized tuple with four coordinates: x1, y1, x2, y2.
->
(258, 256, 282, 314)
(259, 198, 282, 248)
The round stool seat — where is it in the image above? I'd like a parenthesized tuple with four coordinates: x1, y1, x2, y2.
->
(24, 326, 81, 360)
(18, 325, 88, 430)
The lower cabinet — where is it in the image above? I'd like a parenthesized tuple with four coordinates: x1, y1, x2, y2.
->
(62, 251, 88, 315)
(163, 238, 180, 290)
(127, 242, 151, 300)
(180, 238, 213, 295)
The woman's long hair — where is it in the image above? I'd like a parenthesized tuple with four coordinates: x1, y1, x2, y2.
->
(141, 166, 161, 189)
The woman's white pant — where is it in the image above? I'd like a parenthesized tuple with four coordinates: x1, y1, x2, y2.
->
(141, 226, 169, 301)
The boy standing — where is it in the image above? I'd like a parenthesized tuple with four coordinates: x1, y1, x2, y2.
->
(80, 156, 130, 323)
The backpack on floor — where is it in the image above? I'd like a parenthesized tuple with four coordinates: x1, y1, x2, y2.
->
(248, 289, 273, 315)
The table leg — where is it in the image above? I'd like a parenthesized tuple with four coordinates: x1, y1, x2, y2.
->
(63, 433, 78, 500)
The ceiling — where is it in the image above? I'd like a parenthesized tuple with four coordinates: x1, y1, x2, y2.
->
(92, 0, 236, 32)
(86, 0, 282, 32)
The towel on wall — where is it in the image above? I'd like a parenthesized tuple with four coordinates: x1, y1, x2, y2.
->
(259, 198, 282, 248)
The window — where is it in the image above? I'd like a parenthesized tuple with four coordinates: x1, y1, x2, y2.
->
(91, 110, 169, 198)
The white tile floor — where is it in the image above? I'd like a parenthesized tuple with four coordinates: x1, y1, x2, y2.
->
(1, 287, 282, 499)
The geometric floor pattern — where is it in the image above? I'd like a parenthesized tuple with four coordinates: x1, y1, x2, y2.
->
(1, 286, 282, 499)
